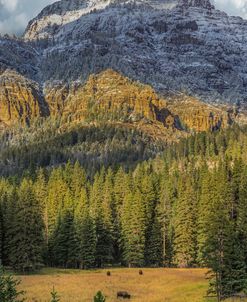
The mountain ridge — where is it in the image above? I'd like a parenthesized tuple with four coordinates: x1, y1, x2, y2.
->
(21, 0, 247, 104)
(0, 0, 247, 137)
(0, 69, 241, 137)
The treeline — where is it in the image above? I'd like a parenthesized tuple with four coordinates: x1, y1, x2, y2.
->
(1, 125, 247, 298)
(0, 121, 164, 177)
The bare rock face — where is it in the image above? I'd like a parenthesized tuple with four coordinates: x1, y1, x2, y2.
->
(45, 69, 175, 128)
(0, 68, 240, 136)
(167, 96, 233, 132)
(20, 0, 247, 105)
(23, 0, 214, 41)
(0, 0, 245, 137)
(0, 0, 246, 118)
(0, 70, 48, 128)
(0, 37, 38, 80)
(44, 69, 238, 134)
(179, 0, 214, 9)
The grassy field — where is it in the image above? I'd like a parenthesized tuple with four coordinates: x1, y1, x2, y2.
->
(17, 268, 212, 302)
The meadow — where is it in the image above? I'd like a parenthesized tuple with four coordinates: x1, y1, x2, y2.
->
(18, 268, 210, 302)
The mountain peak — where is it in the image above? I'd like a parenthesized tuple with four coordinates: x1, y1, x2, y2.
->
(24, 0, 214, 40)
(178, 0, 214, 9)
(11, 0, 247, 105)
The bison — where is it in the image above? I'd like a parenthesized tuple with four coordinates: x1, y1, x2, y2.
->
(117, 291, 131, 299)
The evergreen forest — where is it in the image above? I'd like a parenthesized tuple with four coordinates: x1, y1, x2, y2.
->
(1, 124, 247, 299)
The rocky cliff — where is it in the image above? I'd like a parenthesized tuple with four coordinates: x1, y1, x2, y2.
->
(0, 70, 48, 129)
(0, 68, 239, 136)
(167, 96, 235, 132)
(0, 0, 247, 134)
(20, 0, 247, 104)
(45, 70, 173, 126)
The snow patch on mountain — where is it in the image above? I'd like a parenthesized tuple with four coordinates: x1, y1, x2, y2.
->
(1, 0, 247, 105)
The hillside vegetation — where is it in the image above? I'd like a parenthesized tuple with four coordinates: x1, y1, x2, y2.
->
(1, 125, 247, 299)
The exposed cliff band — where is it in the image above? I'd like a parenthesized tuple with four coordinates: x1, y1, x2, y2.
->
(0, 69, 239, 136)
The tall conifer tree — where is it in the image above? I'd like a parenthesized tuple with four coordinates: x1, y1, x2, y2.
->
(174, 177, 197, 267)
(75, 188, 96, 268)
(9, 179, 44, 272)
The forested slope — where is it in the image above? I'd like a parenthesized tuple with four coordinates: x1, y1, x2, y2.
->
(1, 125, 247, 298)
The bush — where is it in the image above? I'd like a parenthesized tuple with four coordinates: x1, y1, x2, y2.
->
(94, 291, 106, 302)
(0, 266, 25, 302)
(50, 287, 60, 302)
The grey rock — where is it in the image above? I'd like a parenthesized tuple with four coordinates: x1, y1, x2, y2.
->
(1, 0, 247, 104)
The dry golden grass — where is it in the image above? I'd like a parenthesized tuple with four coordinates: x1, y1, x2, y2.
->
(17, 268, 211, 302)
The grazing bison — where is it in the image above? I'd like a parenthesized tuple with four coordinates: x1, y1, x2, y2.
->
(117, 291, 131, 299)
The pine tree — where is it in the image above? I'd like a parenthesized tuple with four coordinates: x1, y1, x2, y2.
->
(197, 166, 213, 265)
(50, 287, 60, 302)
(102, 169, 115, 261)
(113, 167, 129, 263)
(75, 188, 96, 269)
(120, 176, 133, 266)
(47, 167, 69, 238)
(234, 165, 247, 292)
(122, 189, 146, 267)
(141, 172, 162, 266)
(34, 168, 48, 258)
(145, 215, 163, 267)
(174, 177, 197, 268)
(203, 164, 239, 300)
(46, 168, 69, 265)
(238, 166, 247, 262)
(8, 179, 45, 272)
(90, 170, 113, 267)
(158, 166, 176, 266)
(94, 291, 105, 302)
(2, 187, 17, 266)
(70, 162, 87, 201)
(52, 210, 78, 268)
(0, 204, 3, 264)
(0, 266, 25, 302)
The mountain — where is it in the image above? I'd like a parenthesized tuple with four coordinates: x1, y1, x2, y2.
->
(3, 2, 247, 284)
(0, 68, 241, 176)
(0, 68, 239, 134)
(20, 0, 247, 104)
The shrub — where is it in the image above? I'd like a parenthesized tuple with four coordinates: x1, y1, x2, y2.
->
(0, 266, 25, 302)
(50, 287, 60, 302)
(94, 291, 106, 302)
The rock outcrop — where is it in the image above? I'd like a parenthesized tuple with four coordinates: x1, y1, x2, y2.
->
(167, 96, 234, 132)
(0, 67, 242, 134)
(19, 0, 247, 105)
(45, 70, 174, 128)
(0, 70, 48, 128)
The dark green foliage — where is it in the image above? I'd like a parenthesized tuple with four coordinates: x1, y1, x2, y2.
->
(0, 125, 247, 299)
(0, 266, 25, 302)
(174, 177, 197, 267)
(7, 179, 44, 272)
(51, 211, 78, 268)
(94, 291, 106, 302)
(0, 122, 164, 177)
(144, 216, 163, 267)
(75, 188, 96, 269)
